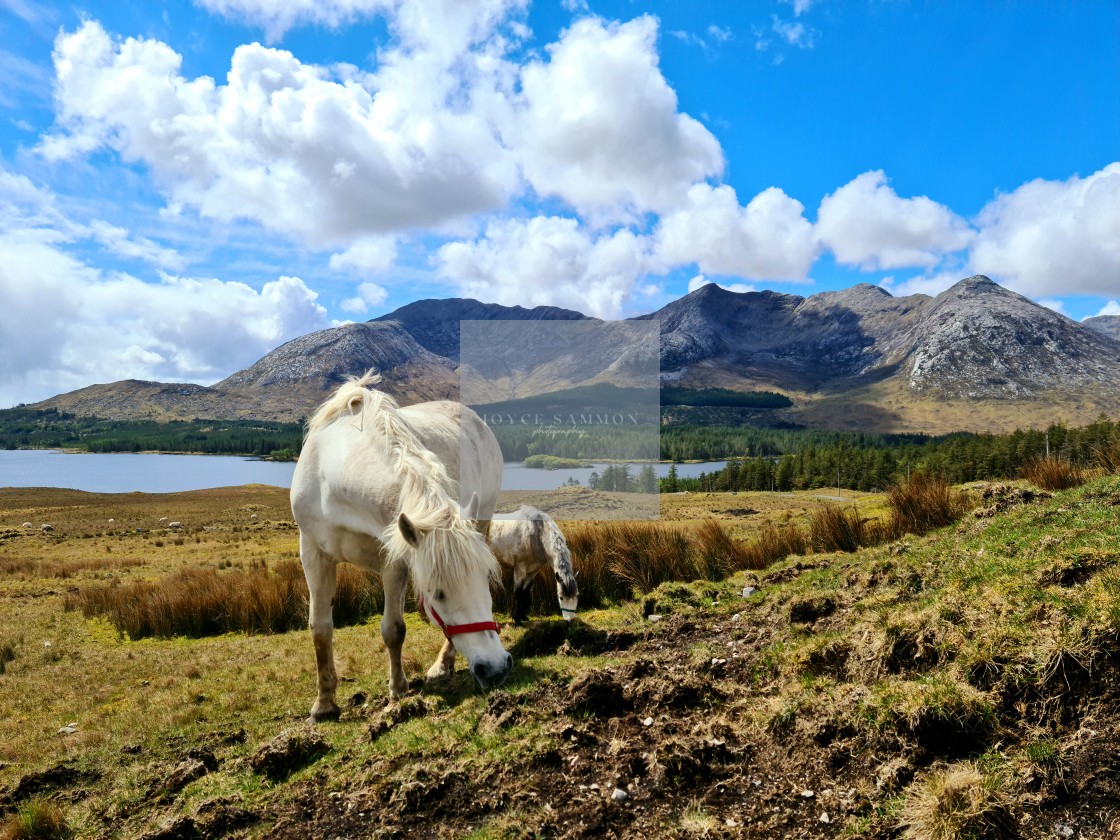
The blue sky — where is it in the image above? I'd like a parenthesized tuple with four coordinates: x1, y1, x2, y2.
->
(0, 0, 1117, 406)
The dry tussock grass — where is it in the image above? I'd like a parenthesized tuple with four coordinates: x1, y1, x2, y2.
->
(899, 763, 1017, 840)
(808, 505, 869, 553)
(64, 561, 380, 639)
(0, 553, 143, 579)
(887, 472, 969, 538)
(563, 519, 753, 608)
(0, 799, 72, 840)
(1022, 457, 1086, 491)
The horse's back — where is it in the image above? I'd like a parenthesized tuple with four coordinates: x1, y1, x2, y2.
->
(400, 400, 502, 520)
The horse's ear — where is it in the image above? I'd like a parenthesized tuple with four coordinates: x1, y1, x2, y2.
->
(464, 491, 480, 523)
(398, 512, 421, 548)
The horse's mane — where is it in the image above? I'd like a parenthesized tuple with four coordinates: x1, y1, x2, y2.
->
(307, 371, 497, 590)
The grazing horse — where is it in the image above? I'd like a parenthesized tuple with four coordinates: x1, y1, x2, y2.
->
(426, 505, 580, 678)
(291, 373, 509, 722)
(491, 505, 579, 624)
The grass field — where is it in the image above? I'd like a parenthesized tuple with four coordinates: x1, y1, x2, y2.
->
(0, 478, 1118, 838)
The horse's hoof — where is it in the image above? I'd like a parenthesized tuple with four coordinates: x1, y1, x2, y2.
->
(425, 665, 452, 681)
(307, 706, 341, 724)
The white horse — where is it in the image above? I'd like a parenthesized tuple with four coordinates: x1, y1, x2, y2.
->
(291, 373, 509, 722)
(490, 505, 579, 624)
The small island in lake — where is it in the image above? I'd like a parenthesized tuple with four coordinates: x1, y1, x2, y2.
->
(522, 454, 594, 470)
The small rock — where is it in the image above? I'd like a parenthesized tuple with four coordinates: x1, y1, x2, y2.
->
(40, 524, 53, 532)
(588, 783, 600, 792)
(741, 585, 757, 598)
(43, 641, 52, 648)
(725, 819, 738, 828)
(611, 788, 629, 803)
(642, 717, 654, 727)
(21, 522, 32, 528)
(57, 725, 78, 735)
(820, 812, 831, 824)
(647, 614, 663, 622)
(800, 789, 815, 798)
(1053, 825, 1074, 839)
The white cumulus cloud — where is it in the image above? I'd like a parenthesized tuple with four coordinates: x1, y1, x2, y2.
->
(816, 170, 975, 270)
(968, 162, 1120, 298)
(39, 19, 520, 246)
(0, 169, 331, 406)
(513, 15, 724, 219)
(436, 215, 649, 318)
(340, 281, 390, 314)
(1095, 301, 1120, 317)
(328, 236, 398, 273)
(655, 183, 818, 281)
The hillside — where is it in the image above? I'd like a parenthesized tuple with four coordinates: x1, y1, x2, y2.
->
(28, 277, 1120, 433)
(1, 477, 1118, 837)
(1084, 314, 1120, 343)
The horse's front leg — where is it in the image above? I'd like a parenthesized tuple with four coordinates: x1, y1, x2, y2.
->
(301, 535, 340, 723)
(427, 638, 457, 680)
(512, 564, 532, 626)
(380, 561, 410, 700)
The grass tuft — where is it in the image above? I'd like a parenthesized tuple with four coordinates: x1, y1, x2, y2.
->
(1021, 457, 1085, 491)
(0, 799, 72, 840)
(899, 763, 1018, 840)
(64, 561, 381, 639)
(739, 523, 810, 569)
(888, 472, 969, 538)
(808, 504, 868, 553)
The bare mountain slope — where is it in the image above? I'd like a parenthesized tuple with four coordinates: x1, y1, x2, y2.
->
(1084, 315, 1120, 344)
(28, 277, 1120, 432)
(375, 298, 588, 361)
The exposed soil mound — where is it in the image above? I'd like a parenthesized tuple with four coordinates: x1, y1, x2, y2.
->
(249, 727, 330, 782)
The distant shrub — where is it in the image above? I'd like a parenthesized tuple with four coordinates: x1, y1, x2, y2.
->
(1022, 457, 1085, 491)
(0, 640, 15, 675)
(888, 472, 969, 538)
(65, 561, 381, 640)
(809, 505, 868, 554)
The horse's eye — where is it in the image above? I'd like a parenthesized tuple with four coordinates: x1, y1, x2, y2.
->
(435, 589, 445, 601)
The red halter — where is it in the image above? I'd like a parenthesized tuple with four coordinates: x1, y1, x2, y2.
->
(418, 593, 501, 640)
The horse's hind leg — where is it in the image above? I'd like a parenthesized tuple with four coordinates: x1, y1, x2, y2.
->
(381, 561, 410, 700)
(301, 535, 341, 723)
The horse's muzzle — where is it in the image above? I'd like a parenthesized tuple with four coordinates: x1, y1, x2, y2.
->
(472, 653, 512, 690)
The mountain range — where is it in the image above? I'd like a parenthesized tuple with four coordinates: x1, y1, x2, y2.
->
(30, 276, 1120, 434)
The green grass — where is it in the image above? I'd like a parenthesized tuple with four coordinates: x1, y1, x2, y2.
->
(1, 477, 1118, 837)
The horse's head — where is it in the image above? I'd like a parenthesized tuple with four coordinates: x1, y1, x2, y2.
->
(398, 510, 512, 690)
(546, 521, 579, 621)
(555, 568, 579, 621)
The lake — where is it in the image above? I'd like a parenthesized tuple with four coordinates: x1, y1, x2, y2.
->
(0, 450, 728, 494)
